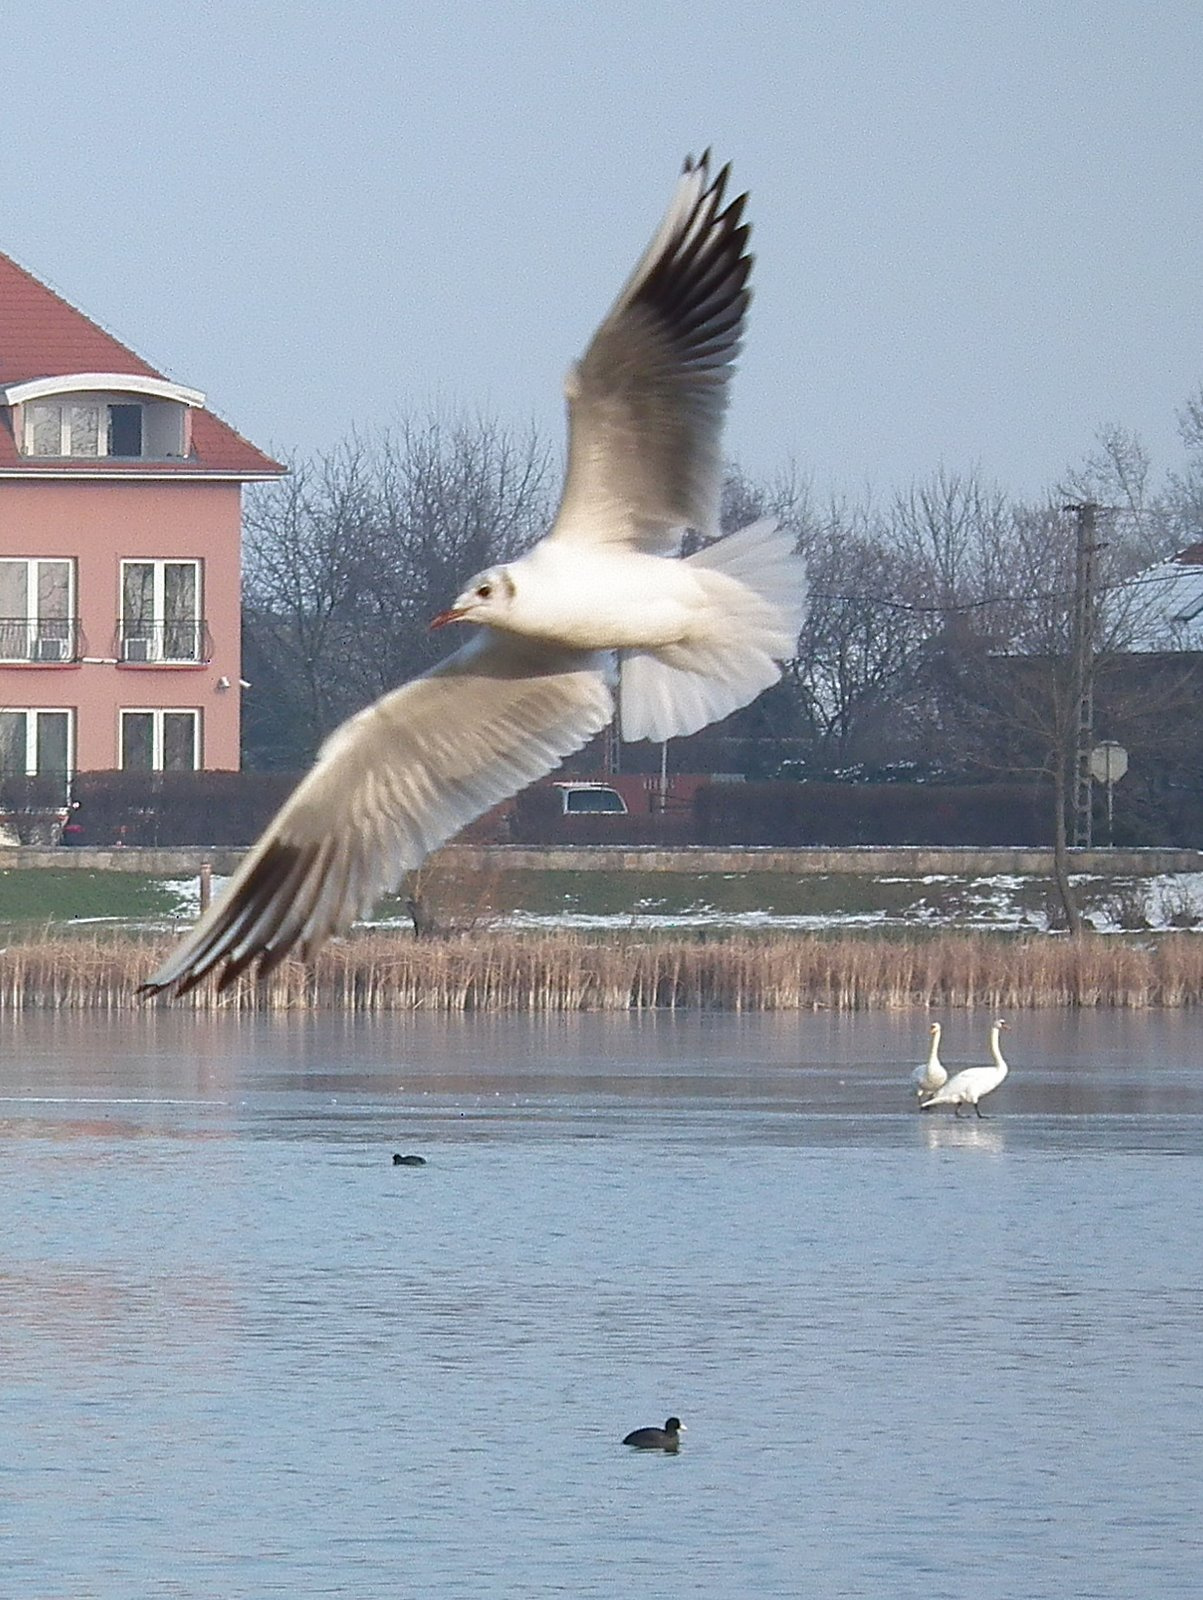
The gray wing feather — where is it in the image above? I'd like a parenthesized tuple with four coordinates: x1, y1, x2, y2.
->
(551, 153, 752, 555)
(141, 632, 614, 996)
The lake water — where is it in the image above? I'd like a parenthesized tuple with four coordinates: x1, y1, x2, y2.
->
(0, 1009, 1199, 1599)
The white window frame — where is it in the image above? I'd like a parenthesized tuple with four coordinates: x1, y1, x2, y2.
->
(0, 707, 74, 780)
(119, 559, 202, 663)
(23, 398, 144, 459)
(0, 557, 76, 662)
(119, 708, 201, 772)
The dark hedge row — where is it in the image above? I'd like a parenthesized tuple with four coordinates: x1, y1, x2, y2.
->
(510, 778, 1053, 847)
(65, 771, 300, 847)
(5, 770, 1053, 849)
(692, 780, 1052, 846)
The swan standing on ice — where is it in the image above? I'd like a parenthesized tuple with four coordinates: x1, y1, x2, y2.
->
(920, 1019, 1009, 1118)
(910, 1022, 946, 1099)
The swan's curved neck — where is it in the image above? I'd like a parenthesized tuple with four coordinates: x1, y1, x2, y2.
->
(927, 1027, 942, 1067)
(989, 1027, 1007, 1069)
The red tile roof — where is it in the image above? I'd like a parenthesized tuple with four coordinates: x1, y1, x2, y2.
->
(0, 249, 284, 478)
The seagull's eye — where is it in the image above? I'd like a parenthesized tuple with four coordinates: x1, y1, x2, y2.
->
(476, 583, 493, 599)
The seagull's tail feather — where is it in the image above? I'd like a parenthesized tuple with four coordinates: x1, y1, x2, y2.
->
(618, 518, 807, 743)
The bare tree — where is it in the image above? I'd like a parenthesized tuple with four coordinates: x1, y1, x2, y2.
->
(891, 467, 1014, 609)
(1166, 387, 1203, 545)
(716, 470, 927, 769)
(339, 415, 552, 706)
(790, 497, 924, 764)
(944, 502, 1088, 927)
(1059, 422, 1177, 569)
(242, 442, 384, 764)
(926, 495, 1197, 929)
(242, 415, 553, 767)
(719, 461, 812, 538)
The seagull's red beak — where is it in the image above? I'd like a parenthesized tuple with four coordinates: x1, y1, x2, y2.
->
(429, 607, 467, 631)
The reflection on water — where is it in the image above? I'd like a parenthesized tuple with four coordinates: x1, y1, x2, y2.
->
(0, 1010, 1200, 1598)
(921, 1117, 1008, 1155)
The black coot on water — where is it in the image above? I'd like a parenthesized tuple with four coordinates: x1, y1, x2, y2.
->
(622, 1417, 684, 1450)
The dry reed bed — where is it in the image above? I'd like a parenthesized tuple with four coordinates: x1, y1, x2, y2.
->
(4, 929, 1203, 1011)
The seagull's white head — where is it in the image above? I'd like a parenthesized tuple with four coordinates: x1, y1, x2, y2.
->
(430, 566, 516, 630)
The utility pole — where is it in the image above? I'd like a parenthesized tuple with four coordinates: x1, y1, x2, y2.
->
(602, 716, 621, 777)
(1068, 501, 1100, 848)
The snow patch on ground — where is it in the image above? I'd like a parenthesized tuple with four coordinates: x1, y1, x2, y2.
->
(164, 874, 231, 918)
(503, 910, 894, 932)
(149, 869, 1203, 935)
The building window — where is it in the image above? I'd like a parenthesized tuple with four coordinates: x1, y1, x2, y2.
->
(108, 404, 143, 457)
(0, 558, 77, 661)
(120, 709, 200, 772)
(0, 708, 73, 798)
(119, 559, 204, 662)
(25, 399, 150, 459)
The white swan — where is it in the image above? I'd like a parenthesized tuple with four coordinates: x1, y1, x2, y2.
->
(920, 1019, 1009, 1118)
(910, 1022, 946, 1098)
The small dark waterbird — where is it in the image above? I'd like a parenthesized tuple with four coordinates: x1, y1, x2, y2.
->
(623, 1416, 684, 1451)
(392, 1153, 427, 1166)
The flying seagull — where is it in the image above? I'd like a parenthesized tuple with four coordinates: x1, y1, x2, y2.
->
(142, 152, 807, 997)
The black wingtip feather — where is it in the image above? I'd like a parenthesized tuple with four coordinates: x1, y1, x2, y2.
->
(137, 838, 315, 1000)
(636, 160, 753, 375)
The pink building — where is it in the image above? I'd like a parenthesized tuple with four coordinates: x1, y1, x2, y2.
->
(0, 251, 283, 794)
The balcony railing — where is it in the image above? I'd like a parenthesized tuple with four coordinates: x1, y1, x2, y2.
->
(0, 617, 85, 663)
(114, 618, 213, 664)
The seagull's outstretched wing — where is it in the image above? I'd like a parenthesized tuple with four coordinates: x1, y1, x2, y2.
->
(551, 152, 752, 556)
(140, 634, 613, 997)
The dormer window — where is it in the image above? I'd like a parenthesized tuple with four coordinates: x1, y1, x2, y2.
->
(3, 373, 205, 463)
(26, 399, 147, 458)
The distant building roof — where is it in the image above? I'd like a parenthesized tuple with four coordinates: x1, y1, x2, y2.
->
(1124, 540, 1203, 652)
(0, 249, 283, 480)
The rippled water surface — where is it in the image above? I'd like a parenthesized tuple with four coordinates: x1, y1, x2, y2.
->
(1, 1009, 1200, 1598)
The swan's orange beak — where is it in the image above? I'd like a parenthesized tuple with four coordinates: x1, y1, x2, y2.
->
(429, 607, 467, 631)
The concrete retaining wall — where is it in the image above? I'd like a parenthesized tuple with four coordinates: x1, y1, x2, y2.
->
(470, 845, 1203, 875)
(6, 844, 1203, 876)
(1, 847, 248, 875)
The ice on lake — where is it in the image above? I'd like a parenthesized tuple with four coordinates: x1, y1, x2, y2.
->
(0, 1009, 1199, 1599)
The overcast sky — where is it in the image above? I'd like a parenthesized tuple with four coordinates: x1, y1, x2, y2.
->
(4, 1, 1202, 502)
